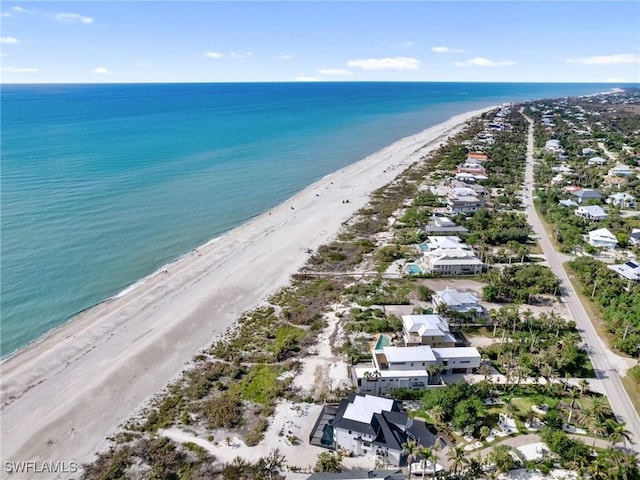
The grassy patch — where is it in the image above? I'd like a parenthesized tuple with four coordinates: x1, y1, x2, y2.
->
(231, 364, 280, 405)
(621, 374, 640, 418)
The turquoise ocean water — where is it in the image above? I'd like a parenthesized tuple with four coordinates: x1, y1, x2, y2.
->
(0, 82, 628, 356)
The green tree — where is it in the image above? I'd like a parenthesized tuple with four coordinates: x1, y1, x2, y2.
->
(314, 452, 342, 473)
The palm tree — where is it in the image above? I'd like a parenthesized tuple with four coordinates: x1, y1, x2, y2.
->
(447, 445, 467, 476)
(589, 417, 608, 447)
(428, 405, 445, 427)
(503, 395, 515, 420)
(477, 362, 492, 382)
(431, 438, 441, 478)
(419, 447, 435, 480)
(479, 426, 491, 443)
(589, 396, 611, 421)
(403, 440, 419, 479)
(540, 364, 558, 394)
(566, 387, 580, 425)
(608, 421, 632, 449)
(579, 378, 590, 395)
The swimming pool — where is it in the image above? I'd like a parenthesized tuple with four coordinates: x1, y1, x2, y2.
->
(407, 264, 422, 274)
(374, 334, 391, 350)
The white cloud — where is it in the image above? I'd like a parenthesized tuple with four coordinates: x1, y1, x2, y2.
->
(453, 57, 516, 67)
(12, 6, 32, 14)
(1, 11, 12, 17)
(133, 61, 151, 68)
(55, 12, 94, 24)
(294, 76, 319, 82)
(603, 77, 628, 83)
(279, 53, 293, 61)
(432, 46, 464, 54)
(0, 36, 20, 44)
(565, 53, 639, 65)
(2, 66, 38, 73)
(346, 56, 421, 70)
(318, 68, 352, 76)
(92, 66, 110, 75)
(405, 40, 415, 47)
(204, 51, 224, 59)
(230, 51, 252, 59)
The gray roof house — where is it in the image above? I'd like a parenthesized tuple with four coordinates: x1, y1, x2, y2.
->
(630, 228, 640, 246)
(424, 215, 469, 235)
(306, 470, 405, 480)
(572, 189, 603, 203)
(330, 394, 410, 466)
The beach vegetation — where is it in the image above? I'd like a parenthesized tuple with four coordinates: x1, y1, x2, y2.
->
(344, 276, 412, 306)
(482, 264, 560, 304)
(201, 393, 243, 429)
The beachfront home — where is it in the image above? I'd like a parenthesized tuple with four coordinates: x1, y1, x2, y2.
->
(432, 287, 484, 316)
(446, 192, 484, 214)
(574, 205, 608, 221)
(587, 228, 618, 250)
(330, 394, 410, 466)
(421, 248, 485, 275)
(630, 228, 640, 247)
(305, 470, 405, 480)
(423, 215, 469, 235)
(371, 345, 481, 376)
(402, 314, 456, 347)
(419, 236, 470, 252)
(608, 260, 640, 282)
(571, 188, 603, 204)
(457, 162, 486, 175)
(454, 172, 488, 182)
(467, 152, 488, 163)
(607, 192, 636, 209)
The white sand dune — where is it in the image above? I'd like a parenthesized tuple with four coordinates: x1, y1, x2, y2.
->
(0, 106, 494, 478)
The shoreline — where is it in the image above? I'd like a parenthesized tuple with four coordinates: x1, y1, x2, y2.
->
(0, 105, 496, 475)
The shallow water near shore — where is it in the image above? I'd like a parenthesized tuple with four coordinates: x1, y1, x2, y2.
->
(0, 82, 622, 356)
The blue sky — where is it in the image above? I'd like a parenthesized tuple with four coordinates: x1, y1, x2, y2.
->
(1, 1, 639, 83)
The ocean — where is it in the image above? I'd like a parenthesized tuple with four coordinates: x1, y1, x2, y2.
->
(0, 82, 625, 357)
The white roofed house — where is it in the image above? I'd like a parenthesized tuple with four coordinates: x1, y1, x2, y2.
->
(545, 139, 562, 152)
(588, 156, 608, 166)
(421, 247, 485, 275)
(607, 192, 636, 209)
(630, 228, 640, 246)
(587, 228, 618, 250)
(401, 314, 456, 347)
(423, 215, 469, 235)
(419, 235, 470, 252)
(608, 165, 634, 177)
(432, 287, 484, 317)
(608, 259, 640, 283)
(575, 205, 608, 221)
(582, 147, 599, 156)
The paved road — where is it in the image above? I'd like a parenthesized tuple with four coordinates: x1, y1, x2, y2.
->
(521, 111, 640, 453)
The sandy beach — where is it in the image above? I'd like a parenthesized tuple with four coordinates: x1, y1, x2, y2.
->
(0, 106, 494, 478)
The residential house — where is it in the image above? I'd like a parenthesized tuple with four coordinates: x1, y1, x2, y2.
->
(330, 394, 410, 466)
(587, 156, 608, 166)
(457, 162, 487, 175)
(421, 248, 485, 275)
(608, 165, 634, 177)
(574, 205, 608, 221)
(423, 215, 469, 235)
(572, 188, 603, 204)
(604, 176, 629, 189)
(446, 192, 484, 213)
(545, 139, 562, 152)
(454, 172, 488, 182)
(558, 199, 579, 208)
(587, 228, 618, 249)
(551, 165, 574, 174)
(630, 228, 640, 247)
(582, 148, 598, 156)
(432, 287, 484, 316)
(305, 470, 405, 480)
(608, 260, 640, 282)
(402, 314, 456, 347)
(467, 152, 489, 163)
(607, 192, 636, 208)
(419, 236, 470, 252)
